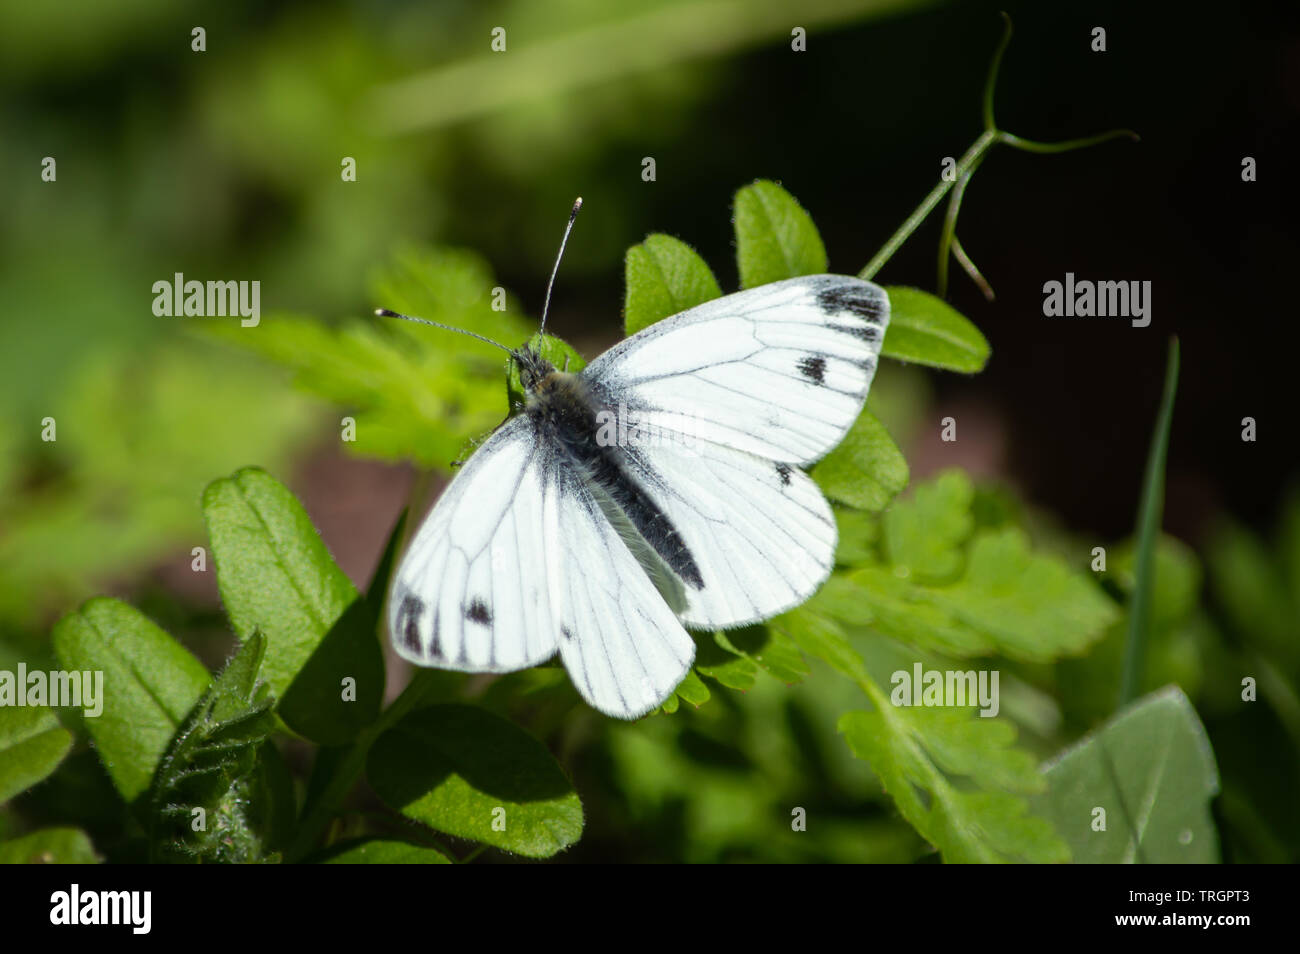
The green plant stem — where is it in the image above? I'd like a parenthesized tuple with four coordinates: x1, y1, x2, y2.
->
(936, 155, 986, 296)
(1119, 337, 1180, 707)
(288, 669, 448, 861)
(951, 235, 995, 300)
(860, 129, 998, 281)
(858, 12, 1137, 288)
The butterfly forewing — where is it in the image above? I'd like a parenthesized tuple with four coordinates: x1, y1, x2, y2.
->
(582, 275, 888, 465)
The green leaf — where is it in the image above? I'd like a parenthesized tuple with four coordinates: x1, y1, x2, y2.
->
(718, 625, 811, 685)
(734, 180, 827, 288)
(0, 827, 100, 864)
(932, 529, 1119, 661)
(832, 506, 879, 566)
(147, 633, 278, 863)
(203, 467, 384, 742)
(882, 469, 973, 582)
(1031, 686, 1220, 862)
(51, 598, 209, 802)
(214, 247, 535, 472)
(840, 695, 1068, 863)
(0, 705, 72, 803)
(624, 234, 722, 335)
(280, 512, 406, 747)
(881, 287, 990, 372)
(775, 609, 866, 681)
(322, 838, 452, 864)
(811, 410, 909, 511)
(849, 529, 1118, 661)
(670, 670, 711, 710)
(694, 632, 758, 691)
(368, 705, 583, 858)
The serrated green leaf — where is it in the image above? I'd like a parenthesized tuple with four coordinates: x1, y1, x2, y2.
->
(203, 467, 383, 742)
(51, 598, 209, 802)
(811, 410, 909, 511)
(213, 247, 535, 472)
(147, 634, 278, 864)
(671, 670, 711, 709)
(0, 705, 72, 804)
(775, 608, 866, 680)
(624, 234, 723, 335)
(1031, 686, 1220, 862)
(832, 506, 879, 566)
(928, 528, 1119, 661)
(322, 838, 452, 864)
(805, 575, 877, 625)
(841, 566, 993, 656)
(367, 705, 583, 858)
(883, 469, 974, 582)
(881, 286, 990, 372)
(840, 698, 1067, 863)
(734, 180, 827, 288)
(850, 529, 1117, 662)
(0, 827, 100, 864)
(718, 625, 811, 685)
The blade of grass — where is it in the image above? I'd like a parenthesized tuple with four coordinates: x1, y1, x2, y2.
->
(1119, 337, 1180, 706)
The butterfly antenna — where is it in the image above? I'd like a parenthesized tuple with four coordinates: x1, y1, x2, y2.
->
(374, 309, 513, 355)
(539, 196, 583, 338)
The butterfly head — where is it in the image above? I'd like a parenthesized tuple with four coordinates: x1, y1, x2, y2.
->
(512, 345, 558, 395)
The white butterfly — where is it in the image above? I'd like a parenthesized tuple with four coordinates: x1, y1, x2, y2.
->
(382, 208, 889, 719)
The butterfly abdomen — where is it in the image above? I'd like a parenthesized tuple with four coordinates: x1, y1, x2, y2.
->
(528, 372, 705, 592)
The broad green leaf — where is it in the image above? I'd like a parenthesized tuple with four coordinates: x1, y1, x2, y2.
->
(734, 181, 827, 288)
(368, 705, 583, 858)
(147, 634, 278, 863)
(1031, 686, 1220, 863)
(279, 512, 406, 747)
(322, 839, 452, 864)
(203, 467, 384, 742)
(51, 598, 209, 802)
(0, 705, 72, 803)
(840, 696, 1068, 863)
(881, 287, 990, 372)
(624, 234, 722, 335)
(0, 827, 100, 864)
(883, 469, 973, 582)
(811, 410, 909, 511)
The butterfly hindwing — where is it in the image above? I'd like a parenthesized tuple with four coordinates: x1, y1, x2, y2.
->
(613, 435, 837, 629)
(551, 467, 695, 719)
